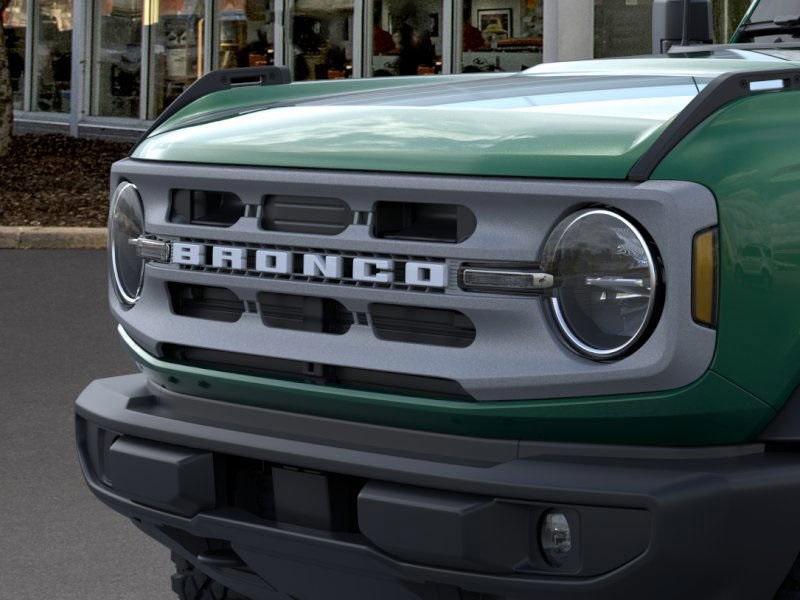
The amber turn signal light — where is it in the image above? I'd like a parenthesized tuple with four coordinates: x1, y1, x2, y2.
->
(692, 228, 718, 327)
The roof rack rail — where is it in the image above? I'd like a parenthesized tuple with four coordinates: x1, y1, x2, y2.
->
(137, 65, 291, 144)
(628, 67, 800, 181)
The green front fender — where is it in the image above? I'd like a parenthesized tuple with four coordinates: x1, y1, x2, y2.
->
(653, 88, 800, 413)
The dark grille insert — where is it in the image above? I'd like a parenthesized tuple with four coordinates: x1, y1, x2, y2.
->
(258, 292, 353, 335)
(161, 345, 472, 401)
(170, 190, 246, 227)
(262, 195, 352, 235)
(169, 283, 244, 322)
(370, 304, 476, 348)
(374, 201, 477, 243)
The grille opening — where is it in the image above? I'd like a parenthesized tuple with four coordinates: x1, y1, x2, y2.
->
(160, 345, 473, 401)
(262, 195, 352, 235)
(258, 292, 353, 335)
(170, 190, 246, 227)
(374, 202, 477, 244)
(169, 283, 244, 322)
(370, 304, 476, 348)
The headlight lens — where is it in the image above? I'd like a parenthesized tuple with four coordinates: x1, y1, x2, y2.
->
(542, 209, 659, 359)
(110, 182, 145, 305)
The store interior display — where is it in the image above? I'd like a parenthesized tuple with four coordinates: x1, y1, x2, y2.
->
(289, 0, 354, 80)
(371, 0, 443, 77)
(148, 0, 205, 119)
(92, 0, 143, 118)
(216, 0, 275, 69)
(34, 0, 72, 113)
(461, 0, 543, 72)
(14, 0, 755, 120)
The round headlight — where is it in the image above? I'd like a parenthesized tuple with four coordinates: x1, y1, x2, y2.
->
(110, 182, 145, 305)
(542, 209, 659, 360)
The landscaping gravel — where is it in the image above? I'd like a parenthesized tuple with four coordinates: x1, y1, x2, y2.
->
(0, 134, 131, 227)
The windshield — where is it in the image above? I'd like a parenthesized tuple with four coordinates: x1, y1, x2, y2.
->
(737, 0, 800, 41)
(749, 0, 800, 23)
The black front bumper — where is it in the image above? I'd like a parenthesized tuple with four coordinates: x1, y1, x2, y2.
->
(76, 375, 800, 600)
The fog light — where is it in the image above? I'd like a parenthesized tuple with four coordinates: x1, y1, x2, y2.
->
(540, 511, 573, 566)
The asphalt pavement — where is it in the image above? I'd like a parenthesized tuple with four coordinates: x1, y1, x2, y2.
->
(0, 250, 173, 600)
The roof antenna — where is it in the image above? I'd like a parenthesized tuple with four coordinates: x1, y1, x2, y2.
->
(681, 0, 691, 46)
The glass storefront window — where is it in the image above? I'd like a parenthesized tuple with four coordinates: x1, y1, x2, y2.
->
(33, 0, 72, 112)
(148, 0, 205, 119)
(594, 0, 652, 58)
(460, 0, 543, 73)
(371, 0, 443, 77)
(287, 0, 354, 81)
(2, 0, 26, 110)
(92, 0, 143, 118)
(215, 0, 275, 69)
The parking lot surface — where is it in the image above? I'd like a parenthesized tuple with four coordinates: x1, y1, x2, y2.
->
(0, 250, 173, 600)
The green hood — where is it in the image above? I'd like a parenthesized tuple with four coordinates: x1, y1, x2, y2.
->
(133, 56, 798, 180)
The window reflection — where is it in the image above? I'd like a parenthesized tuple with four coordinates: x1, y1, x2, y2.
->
(371, 0, 443, 77)
(34, 0, 72, 112)
(92, 0, 143, 118)
(148, 0, 205, 119)
(288, 0, 354, 81)
(460, 0, 543, 73)
(2, 0, 26, 109)
(215, 0, 275, 69)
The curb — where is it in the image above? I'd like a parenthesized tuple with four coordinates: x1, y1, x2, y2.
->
(0, 226, 108, 250)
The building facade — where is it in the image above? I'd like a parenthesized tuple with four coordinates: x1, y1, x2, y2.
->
(3, 0, 751, 139)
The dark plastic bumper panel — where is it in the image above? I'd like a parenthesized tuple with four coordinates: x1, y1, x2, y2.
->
(76, 375, 800, 600)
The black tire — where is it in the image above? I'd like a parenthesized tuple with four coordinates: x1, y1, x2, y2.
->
(171, 554, 251, 600)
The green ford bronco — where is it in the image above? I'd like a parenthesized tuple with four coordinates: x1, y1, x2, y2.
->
(75, 1, 800, 598)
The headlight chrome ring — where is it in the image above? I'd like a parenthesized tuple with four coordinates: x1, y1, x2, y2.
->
(543, 208, 660, 360)
(110, 181, 146, 306)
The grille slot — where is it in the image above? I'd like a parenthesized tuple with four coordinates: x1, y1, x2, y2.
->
(161, 345, 472, 401)
(169, 283, 244, 322)
(258, 292, 353, 335)
(374, 202, 477, 243)
(262, 195, 352, 235)
(370, 304, 476, 348)
(170, 190, 246, 227)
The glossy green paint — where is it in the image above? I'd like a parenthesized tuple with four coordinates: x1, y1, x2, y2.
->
(121, 327, 774, 446)
(653, 89, 800, 411)
(154, 74, 499, 135)
(135, 105, 670, 180)
(135, 58, 795, 180)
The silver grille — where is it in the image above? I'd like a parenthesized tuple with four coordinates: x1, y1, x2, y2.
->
(111, 159, 717, 402)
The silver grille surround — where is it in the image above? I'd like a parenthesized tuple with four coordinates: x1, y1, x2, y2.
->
(111, 159, 718, 402)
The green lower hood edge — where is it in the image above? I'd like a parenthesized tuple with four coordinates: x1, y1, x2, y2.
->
(119, 326, 774, 447)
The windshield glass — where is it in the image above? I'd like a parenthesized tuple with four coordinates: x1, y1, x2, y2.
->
(749, 0, 800, 23)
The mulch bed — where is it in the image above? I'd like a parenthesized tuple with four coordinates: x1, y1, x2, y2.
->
(0, 134, 132, 227)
